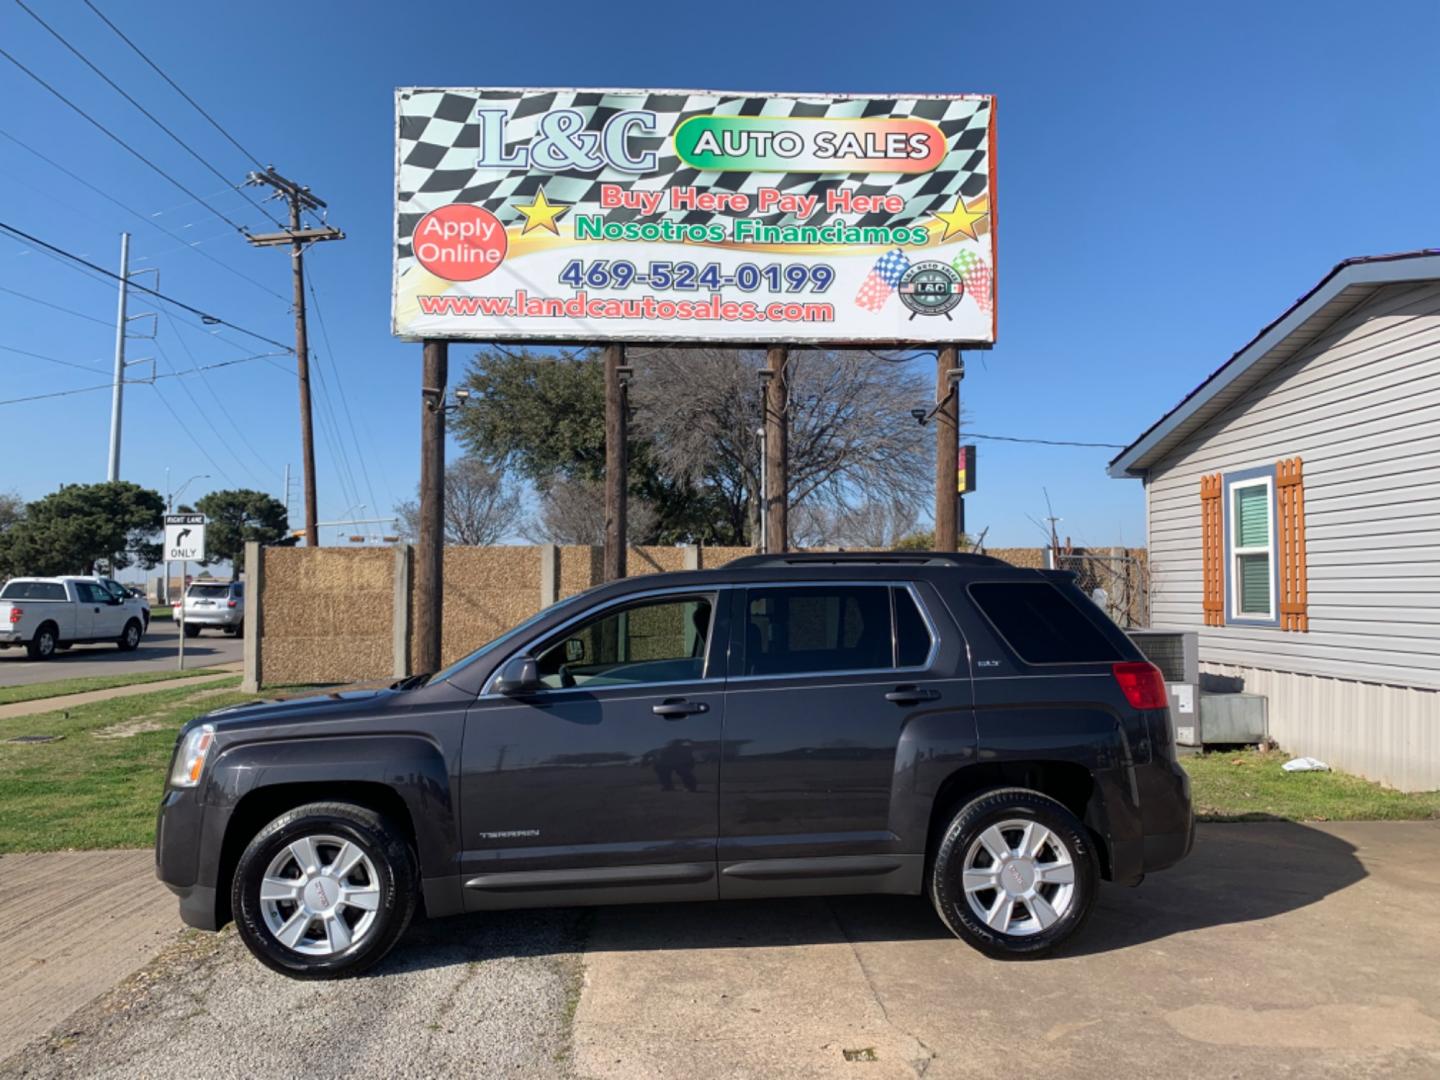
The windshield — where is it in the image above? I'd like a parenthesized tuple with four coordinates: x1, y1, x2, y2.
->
(427, 592, 593, 686)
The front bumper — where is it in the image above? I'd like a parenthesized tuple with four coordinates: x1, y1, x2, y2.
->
(155, 787, 225, 931)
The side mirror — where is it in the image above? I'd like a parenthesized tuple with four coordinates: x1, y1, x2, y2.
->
(494, 653, 541, 694)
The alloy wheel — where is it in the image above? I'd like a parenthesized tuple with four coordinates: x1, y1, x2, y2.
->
(258, 834, 382, 956)
(961, 818, 1077, 936)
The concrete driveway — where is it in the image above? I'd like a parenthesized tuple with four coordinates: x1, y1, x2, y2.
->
(4, 821, 1437, 1079)
(0, 622, 243, 687)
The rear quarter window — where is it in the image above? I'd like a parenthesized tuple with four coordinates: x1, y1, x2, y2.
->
(968, 581, 1122, 665)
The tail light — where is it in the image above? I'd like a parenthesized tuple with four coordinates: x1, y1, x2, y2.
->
(8, 607, 21, 624)
(227, 599, 237, 608)
(1112, 661, 1168, 710)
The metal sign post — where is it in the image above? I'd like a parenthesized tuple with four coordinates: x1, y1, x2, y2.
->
(164, 514, 206, 671)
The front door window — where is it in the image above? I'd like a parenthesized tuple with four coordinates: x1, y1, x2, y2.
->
(533, 595, 714, 690)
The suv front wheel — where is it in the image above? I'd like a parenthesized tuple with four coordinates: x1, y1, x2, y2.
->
(231, 801, 418, 979)
(930, 788, 1098, 959)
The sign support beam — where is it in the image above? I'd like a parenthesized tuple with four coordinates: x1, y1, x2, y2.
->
(416, 339, 448, 673)
(763, 347, 789, 553)
(935, 347, 962, 551)
(603, 344, 628, 582)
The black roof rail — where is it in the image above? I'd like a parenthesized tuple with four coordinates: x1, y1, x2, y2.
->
(725, 551, 1007, 569)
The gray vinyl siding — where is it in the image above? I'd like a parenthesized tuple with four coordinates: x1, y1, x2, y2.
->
(1144, 281, 1440, 691)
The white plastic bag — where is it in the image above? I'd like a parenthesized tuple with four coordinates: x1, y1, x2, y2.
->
(1282, 756, 1330, 773)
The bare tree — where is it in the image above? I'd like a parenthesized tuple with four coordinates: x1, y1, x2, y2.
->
(395, 457, 523, 545)
(628, 348, 933, 540)
(791, 498, 921, 549)
(522, 477, 658, 545)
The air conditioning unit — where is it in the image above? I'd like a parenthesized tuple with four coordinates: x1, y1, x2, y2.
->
(1127, 629, 1200, 746)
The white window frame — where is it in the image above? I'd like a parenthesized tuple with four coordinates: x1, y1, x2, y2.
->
(1227, 474, 1276, 622)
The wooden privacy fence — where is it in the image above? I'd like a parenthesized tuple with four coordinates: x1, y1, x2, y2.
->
(240, 543, 1114, 689)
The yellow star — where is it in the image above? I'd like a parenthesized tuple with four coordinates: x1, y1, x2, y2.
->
(513, 187, 570, 235)
(930, 194, 989, 242)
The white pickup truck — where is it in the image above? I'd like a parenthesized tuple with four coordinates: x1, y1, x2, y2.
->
(0, 576, 149, 659)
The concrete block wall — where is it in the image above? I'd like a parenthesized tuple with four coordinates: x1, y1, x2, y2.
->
(245, 543, 1081, 689)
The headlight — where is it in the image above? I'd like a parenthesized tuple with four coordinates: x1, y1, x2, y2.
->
(169, 724, 216, 788)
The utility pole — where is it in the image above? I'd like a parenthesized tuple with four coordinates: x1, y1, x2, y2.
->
(416, 340, 448, 672)
(761, 347, 789, 553)
(756, 425, 767, 552)
(246, 168, 344, 548)
(602, 344, 630, 581)
(934, 347, 963, 551)
(106, 232, 129, 481)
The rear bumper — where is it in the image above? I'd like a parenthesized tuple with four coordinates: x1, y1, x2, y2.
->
(0, 631, 23, 644)
(181, 610, 241, 627)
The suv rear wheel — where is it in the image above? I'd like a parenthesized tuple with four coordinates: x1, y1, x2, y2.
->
(231, 801, 418, 979)
(930, 787, 1098, 959)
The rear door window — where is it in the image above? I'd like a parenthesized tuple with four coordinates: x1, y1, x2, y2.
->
(742, 585, 894, 676)
(968, 581, 1122, 665)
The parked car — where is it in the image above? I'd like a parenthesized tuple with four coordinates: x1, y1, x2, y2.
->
(156, 552, 1194, 978)
(177, 580, 244, 637)
(0, 575, 149, 659)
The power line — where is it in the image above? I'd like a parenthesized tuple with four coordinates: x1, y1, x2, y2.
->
(0, 221, 293, 352)
(13, 0, 286, 231)
(159, 310, 280, 483)
(0, 127, 288, 304)
(0, 380, 114, 406)
(81, 0, 267, 172)
(1, 341, 107, 373)
(307, 274, 388, 523)
(966, 431, 1127, 449)
(0, 43, 253, 236)
(148, 380, 233, 484)
(0, 284, 112, 326)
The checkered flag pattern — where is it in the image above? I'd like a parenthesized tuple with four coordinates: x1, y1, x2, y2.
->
(396, 90, 992, 263)
(951, 250, 993, 314)
(854, 249, 911, 311)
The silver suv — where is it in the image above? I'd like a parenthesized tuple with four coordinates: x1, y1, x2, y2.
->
(179, 580, 244, 637)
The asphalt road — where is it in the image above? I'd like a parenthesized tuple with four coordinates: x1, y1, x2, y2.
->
(0, 621, 243, 686)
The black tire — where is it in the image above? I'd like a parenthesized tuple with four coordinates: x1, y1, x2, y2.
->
(26, 623, 58, 660)
(117, 619, 143, 651)
(183, 624, 201, 638)
(231, 801, 418, 979)
(930, 787, 1099, 960)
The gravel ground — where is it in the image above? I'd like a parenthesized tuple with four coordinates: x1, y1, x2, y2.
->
(2, 909, 585, 1080)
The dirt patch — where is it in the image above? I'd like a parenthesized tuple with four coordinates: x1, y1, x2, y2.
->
(93, 687, 240, 739)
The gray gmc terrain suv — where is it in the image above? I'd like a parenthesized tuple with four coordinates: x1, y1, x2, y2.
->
(156, 552, 1193, 978)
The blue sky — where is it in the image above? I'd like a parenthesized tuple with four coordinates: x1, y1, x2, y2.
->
(2, 0, 1435, 552)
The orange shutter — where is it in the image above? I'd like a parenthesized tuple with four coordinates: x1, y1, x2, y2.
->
(1276, 457, 1309, 631)
(1200, 473, 1224, 626)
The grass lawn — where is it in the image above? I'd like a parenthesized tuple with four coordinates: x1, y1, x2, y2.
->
(0, 668, 224, 707)
(0, 676, 256, 852)
(150, 606, 172, 620)
(1184, 749, 1440, 822)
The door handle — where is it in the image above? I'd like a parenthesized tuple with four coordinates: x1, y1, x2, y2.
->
(885, 686, 940, 705)
(652, 698, 709, 719)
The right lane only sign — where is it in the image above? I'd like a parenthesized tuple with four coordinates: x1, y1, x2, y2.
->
(164, 514, 206, 563)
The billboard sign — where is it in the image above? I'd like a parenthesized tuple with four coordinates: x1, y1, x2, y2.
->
(394, 88, 995, 345)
